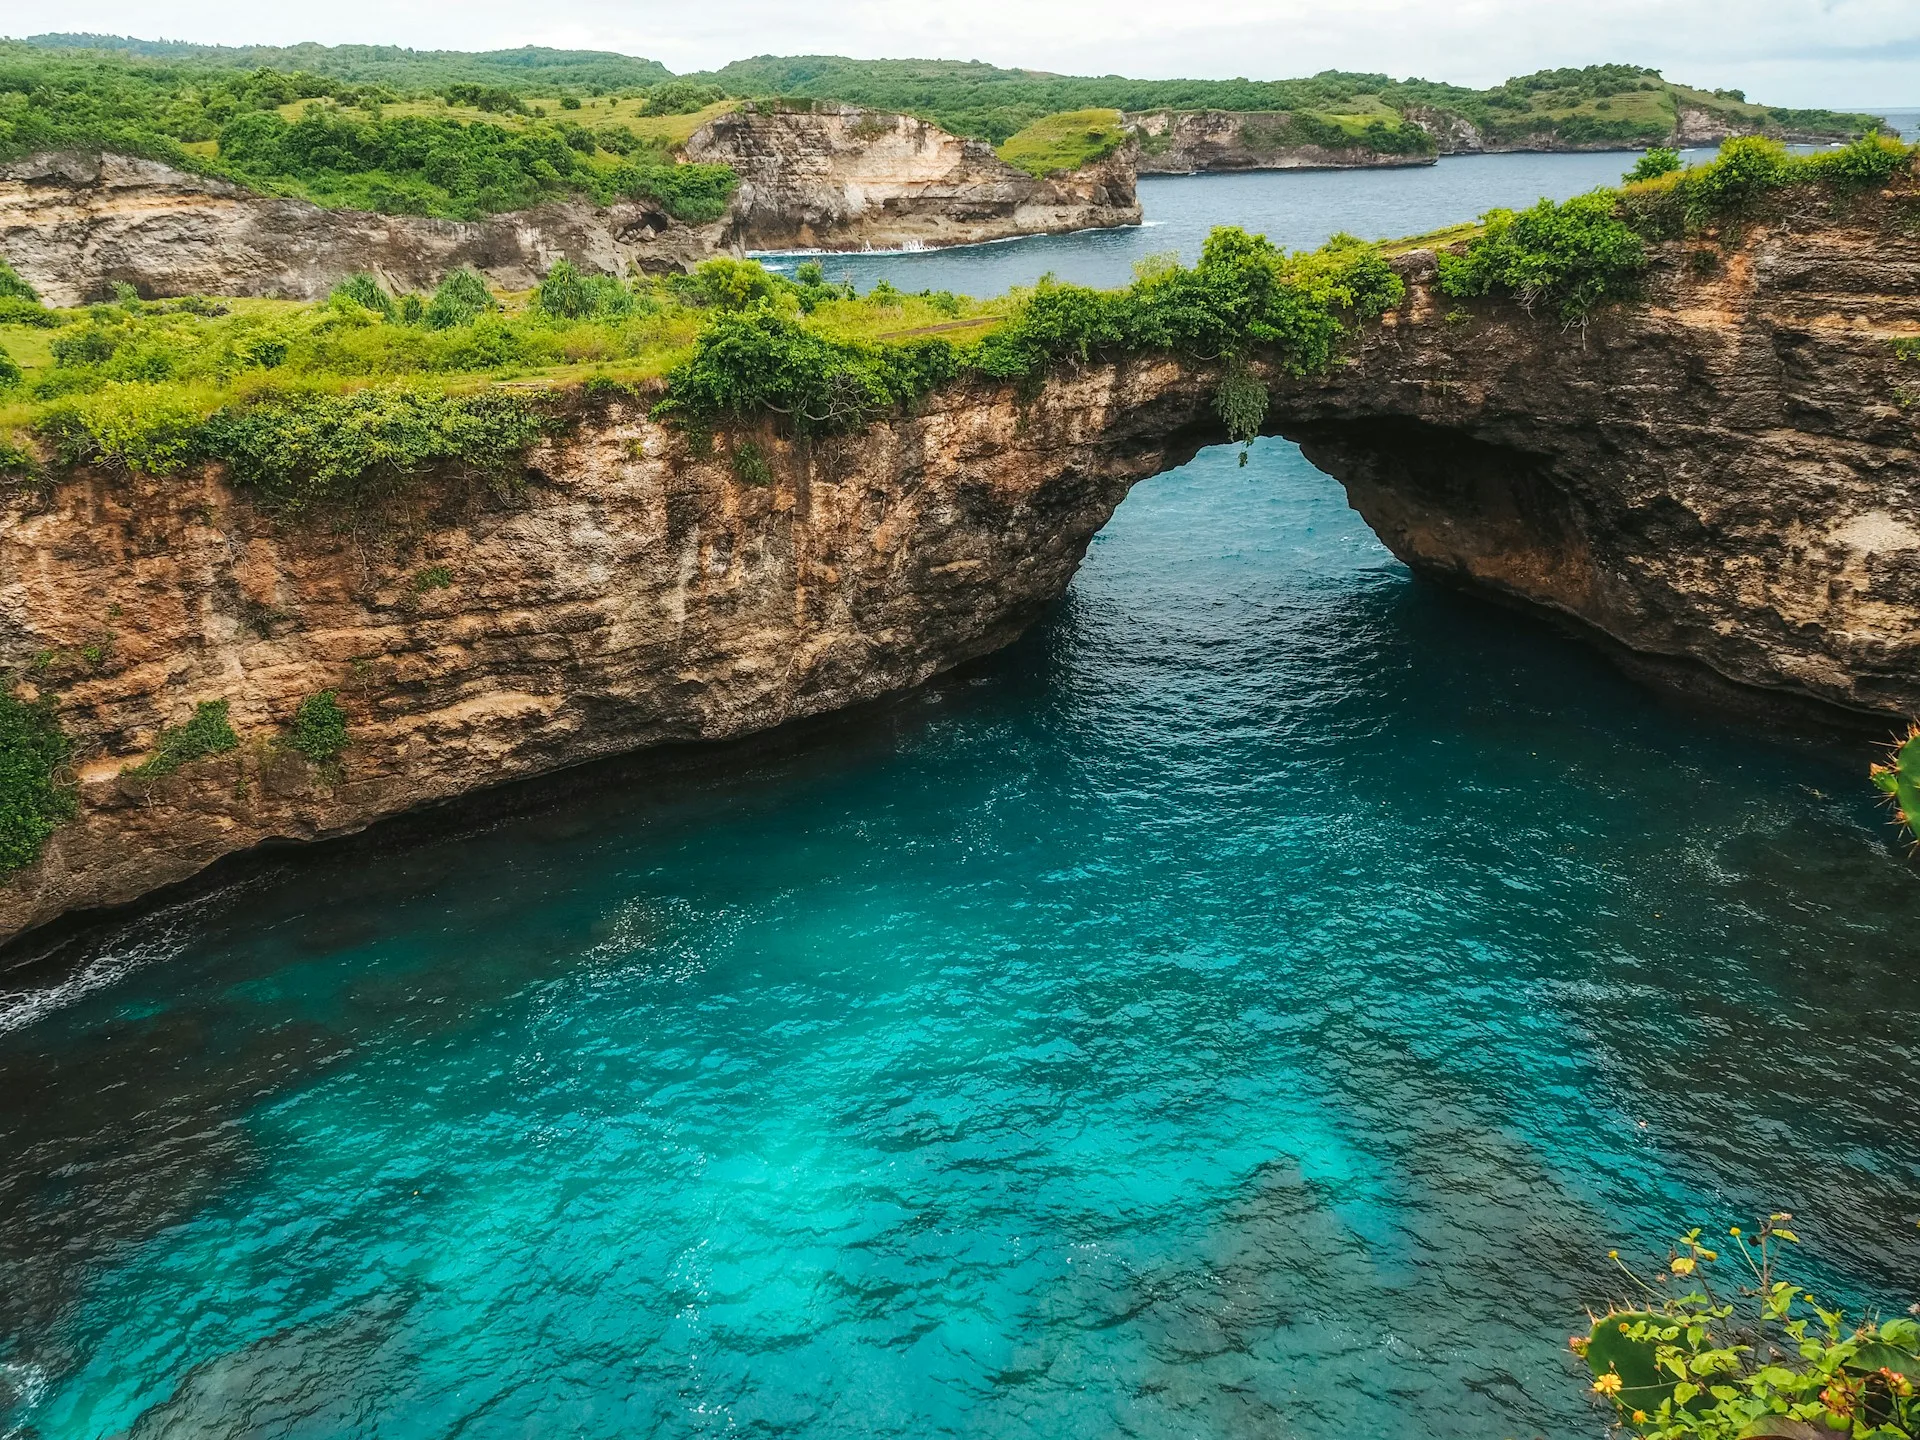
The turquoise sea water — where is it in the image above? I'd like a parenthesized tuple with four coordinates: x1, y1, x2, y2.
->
(4, 160, 1920, 1440)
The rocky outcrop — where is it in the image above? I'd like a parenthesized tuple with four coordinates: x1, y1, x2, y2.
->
(3, 180, 1919, 943)
(684, 102, 1140, 250)
(1126, 110, 1435, 173)
(0, 152, 731, 307)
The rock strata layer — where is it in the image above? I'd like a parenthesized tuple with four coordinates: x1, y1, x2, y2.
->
(3, 187, 1919, 943)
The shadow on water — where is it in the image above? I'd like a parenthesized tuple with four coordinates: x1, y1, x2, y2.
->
(1, 441, 1917, 1440)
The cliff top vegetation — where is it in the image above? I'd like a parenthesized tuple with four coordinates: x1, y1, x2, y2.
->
(995, 109, 1127, 176)
(0, 133, 1910, 515)
(0, 38, 1888, 223)
(695, 55, 1883, 148)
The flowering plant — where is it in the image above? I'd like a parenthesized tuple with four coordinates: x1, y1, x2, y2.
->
(1576, 1215, 1919, 1438)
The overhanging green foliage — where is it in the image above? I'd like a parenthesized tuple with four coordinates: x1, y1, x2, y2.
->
(287, 691, 350, 764)
(1437, 192, 1647, 320)
(201, 388, 554, 513)
(0, 689, 74, 876)
(126, 698, 238, 777)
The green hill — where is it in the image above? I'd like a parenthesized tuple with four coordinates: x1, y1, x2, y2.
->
(21, 34, 672, 90)
(694, 56, 1881, 147)
(0, 38, 1886, 223)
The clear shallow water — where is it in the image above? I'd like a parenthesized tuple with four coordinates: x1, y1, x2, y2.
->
(5, 161, 1920, 1440)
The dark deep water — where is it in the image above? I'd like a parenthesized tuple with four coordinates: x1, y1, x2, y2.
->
(3, 155, 1919, 1440)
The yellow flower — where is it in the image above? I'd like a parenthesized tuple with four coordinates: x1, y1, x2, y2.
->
(1671, 1257, 1697, 1276)
(1594, 1373, 1624, 1396)
(1608, 1249, 1619, 1260)
(1633, 1411, 1648, 1423)
(1729, 1226, 1742, 1237)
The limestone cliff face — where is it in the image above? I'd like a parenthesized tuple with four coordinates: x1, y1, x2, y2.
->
(0, 152, 730, 307)
(0, 371, 1197, 943)
(1126, 110, 1435, 173)
(683, 102, 1141, 250)
(3, 187, 1919, 942)
(1282, 205, 1920, 722)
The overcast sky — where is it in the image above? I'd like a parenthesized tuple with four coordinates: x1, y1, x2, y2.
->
(11, 0, 1918, 108)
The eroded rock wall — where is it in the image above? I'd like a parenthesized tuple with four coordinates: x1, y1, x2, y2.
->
(683, 102, 1141, 250)
(0, 152, 729, 306)
(0, 365, 1207, 943)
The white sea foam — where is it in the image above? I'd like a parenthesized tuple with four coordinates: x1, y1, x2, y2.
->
(0, 889, 237, 1035)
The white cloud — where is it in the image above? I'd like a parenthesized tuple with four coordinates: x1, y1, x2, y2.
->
(11, 0, 1918, 107)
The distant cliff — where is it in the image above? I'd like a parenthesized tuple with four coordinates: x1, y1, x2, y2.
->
(1126, 99, 1876, 174)
(1127, 110, 1434, 174)
(685, 101, 1139, 251)
(0, 105, 1140, 304)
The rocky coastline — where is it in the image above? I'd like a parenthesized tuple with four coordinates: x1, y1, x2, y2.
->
(2, 192, 1917, 945)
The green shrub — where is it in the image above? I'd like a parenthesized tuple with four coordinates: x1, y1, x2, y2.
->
(329, 272, 397, 320)
(1626, 147, 1681, 182)
(643, 80, 724, 116)
(37, 384, 208, 474)
(602, 160, 739, 225)
(0, 259, 38, 303)
(1807, 133, 1911, 189)
(1683, 135, 1790, 219)
(693, 258, 783, 312)
(533, 260, 640, 320)
(731, 439, 773, 486)
(201, 386, 551, 513)
(286, 691, 349, 765)
(423, 269, 497, 329)
(127, 699, 240, 777)
(1576, 1218, 1920, 1438)
(0, 297, 61, 328)
(0, 346, 20, 391)
(1437, 191, 1647, 320)
(0, 689, 75, 877)
(656, 308, 961, 436)
(412, 564, 454, 591)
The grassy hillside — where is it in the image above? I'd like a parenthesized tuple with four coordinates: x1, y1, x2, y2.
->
(22, 34, 673, 90)
(696, 56, 1882, 147)
(0, 38, 1887, 225)
(996, 109, 1126, 176)
(0, 43, 735, 221)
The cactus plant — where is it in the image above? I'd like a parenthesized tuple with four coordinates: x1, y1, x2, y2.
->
(1584, 1310, 1677, 1419)
(1870, 723, 1920, 846)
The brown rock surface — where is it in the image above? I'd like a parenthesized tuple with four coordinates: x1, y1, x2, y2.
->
(3, 188, 1919, 942)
